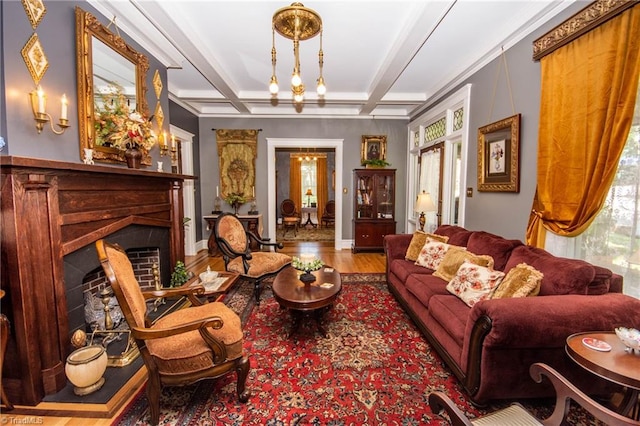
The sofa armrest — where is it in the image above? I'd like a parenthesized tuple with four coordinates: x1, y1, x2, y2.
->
(465, 293, 640, 349)
(383, 234, 412, 261)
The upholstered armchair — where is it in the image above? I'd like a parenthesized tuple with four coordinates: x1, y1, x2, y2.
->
(95, 240, 250, 425)
(320, 200, 335, 228)
(429, 363, 639, 426)
(280, 198, 301, 237)
(214, 213, 291, 303)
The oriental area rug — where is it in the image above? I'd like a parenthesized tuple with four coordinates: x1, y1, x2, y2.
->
(114, 274, 597, 425)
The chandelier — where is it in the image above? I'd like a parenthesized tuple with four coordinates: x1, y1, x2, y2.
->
(269, 2, 326, 103)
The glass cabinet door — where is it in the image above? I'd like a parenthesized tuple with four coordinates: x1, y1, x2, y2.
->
(376, 174, 393, 219)
(356, 174, 374, 218)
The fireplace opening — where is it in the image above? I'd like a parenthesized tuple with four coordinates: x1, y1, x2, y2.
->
(64, 225, 171, 344)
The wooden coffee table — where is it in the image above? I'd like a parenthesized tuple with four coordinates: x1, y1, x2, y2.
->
(272, 265, 341, 337)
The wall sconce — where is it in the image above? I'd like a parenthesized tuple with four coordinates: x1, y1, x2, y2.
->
(29, 85, 70, 135)
(159, 131, 170, 157)
(170, 134, 178, 162)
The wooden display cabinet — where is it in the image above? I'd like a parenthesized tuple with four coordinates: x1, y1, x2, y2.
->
(352, 168, 396, 252)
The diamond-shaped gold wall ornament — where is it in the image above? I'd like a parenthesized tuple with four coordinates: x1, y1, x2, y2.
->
(153, 70, 163, 99)
(154, 103, 164, 131)
(22, 0, 46, 30)
(21, 33, 49, 85)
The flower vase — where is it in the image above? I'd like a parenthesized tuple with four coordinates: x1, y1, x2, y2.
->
(124, 148, 142, 169)
(232, 201, 241, 215)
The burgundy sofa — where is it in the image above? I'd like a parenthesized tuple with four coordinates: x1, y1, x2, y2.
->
(384, 225, 640, 404)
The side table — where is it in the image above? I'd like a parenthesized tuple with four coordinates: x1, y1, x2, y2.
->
(566, 331, 640, 419)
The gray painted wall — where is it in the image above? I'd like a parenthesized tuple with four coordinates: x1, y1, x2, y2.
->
(410, 2, 587, 242)
(0, 1, 594, 246)
(0, 1, 168, 165)
(198, 118, 408, 241)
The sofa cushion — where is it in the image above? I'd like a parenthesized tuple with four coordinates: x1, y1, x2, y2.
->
(491, 263, 542, 299)
(434, 225, 474, 246)
(446, 261, 505, 307)
(466, 231, 523, 271)
(428, 295, 470, 346)
(390, 258, 434, 283)
(433, 248, 494, 282)
(504, 245, 596, 296)
(405, 231, 449, 261)
(405, 274, 450, 307)
(415, 240, 463, 270)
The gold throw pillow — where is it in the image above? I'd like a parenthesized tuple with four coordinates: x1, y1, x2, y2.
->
(491, 263, 543, 299)
(433, 249, 494, 282)
(405, 231, 449, 261)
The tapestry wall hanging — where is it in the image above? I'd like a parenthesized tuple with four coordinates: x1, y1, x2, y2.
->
(216, 129, 258, 201)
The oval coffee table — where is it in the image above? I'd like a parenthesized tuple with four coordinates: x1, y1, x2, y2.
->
(272, 265, 341, 337)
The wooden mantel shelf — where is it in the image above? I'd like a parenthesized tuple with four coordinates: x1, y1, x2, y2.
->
(0, 156, 192, 406)
(0, 155, 196, 180)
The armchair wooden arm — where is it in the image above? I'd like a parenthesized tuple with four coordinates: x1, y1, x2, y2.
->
(429, 362, 640, 426)
(141, 285, 206, 300)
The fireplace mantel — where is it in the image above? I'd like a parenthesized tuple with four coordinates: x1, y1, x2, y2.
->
(0, 156, 193, 405)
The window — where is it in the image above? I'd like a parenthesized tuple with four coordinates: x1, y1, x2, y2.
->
(577, 82, 640, 299)
(301, 159, 317, 207)
(407, 85, 470, 232)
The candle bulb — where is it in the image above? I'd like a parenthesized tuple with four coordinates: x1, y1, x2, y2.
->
(36, 85, 45, 114)
(163, 131, 167, 148)
(61, 94, 68, 120)
(171, 134, 176, 149)
(216, 186, 219, 197)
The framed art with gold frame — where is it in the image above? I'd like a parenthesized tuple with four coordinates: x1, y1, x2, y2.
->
(361, 135, 387, 163)
(477, 114, 520, 192)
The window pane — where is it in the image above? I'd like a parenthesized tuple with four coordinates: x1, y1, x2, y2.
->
(579, 84, 640, 299)
(301, 159, 317, 207)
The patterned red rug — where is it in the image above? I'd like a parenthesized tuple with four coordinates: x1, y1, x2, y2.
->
(113, 274, 597, 425)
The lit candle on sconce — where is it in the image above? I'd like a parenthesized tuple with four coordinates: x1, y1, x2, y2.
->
(36, 85, 45, 114)
(162, 131, 167, 148)
(171, 134, 176, 150)
(60, 94, 68, 120)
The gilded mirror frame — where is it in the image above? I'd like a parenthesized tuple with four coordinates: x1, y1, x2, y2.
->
(75, 6, 150, 164)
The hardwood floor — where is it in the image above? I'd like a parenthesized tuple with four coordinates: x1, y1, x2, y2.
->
(6, 242, 387, 425)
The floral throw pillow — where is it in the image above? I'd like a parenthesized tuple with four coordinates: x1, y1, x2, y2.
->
(446, 260, 505, 307)
(415, 240, 461, 270)
(405, 231, 450, 261)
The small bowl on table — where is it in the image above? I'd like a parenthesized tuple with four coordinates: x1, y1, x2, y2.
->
(615, 327, 640, 354)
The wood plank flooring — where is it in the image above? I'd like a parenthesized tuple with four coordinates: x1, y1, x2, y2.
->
(3, 242, 387, 425)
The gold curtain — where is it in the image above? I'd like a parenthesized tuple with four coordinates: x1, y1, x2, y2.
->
(526, 6, 640, 247)
(316, 157, 328, 218)
(289, 157, 302, 214)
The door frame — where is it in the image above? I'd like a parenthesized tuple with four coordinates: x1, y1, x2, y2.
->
(267, 138, 344, 250)
(171, 125, 197, 256)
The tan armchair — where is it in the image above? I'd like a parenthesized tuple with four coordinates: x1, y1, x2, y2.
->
(96, 240, 250, 425)
(214, 213, 291, 303)
(429, 363, 639, 426)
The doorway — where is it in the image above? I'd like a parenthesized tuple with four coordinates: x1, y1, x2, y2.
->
(267, 138, 344, 250)
(171, 125, 197, 256)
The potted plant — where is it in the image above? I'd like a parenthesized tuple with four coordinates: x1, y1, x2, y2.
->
(170, 261, 191, 287)
(362, 159, 391, 168)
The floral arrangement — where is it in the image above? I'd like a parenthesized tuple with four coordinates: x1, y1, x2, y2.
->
(94, 85, 156, 151)
(292, 256, 324, 272)
(224, 193, 247, 205)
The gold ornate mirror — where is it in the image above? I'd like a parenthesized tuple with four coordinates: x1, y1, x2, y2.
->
(75, 6, 151, 165)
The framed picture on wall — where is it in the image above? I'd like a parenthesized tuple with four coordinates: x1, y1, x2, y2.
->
(477, 114, 520, 192)
(361, 135, 387, 163)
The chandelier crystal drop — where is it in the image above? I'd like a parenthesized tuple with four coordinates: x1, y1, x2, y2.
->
(270, 2, 325, 104)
